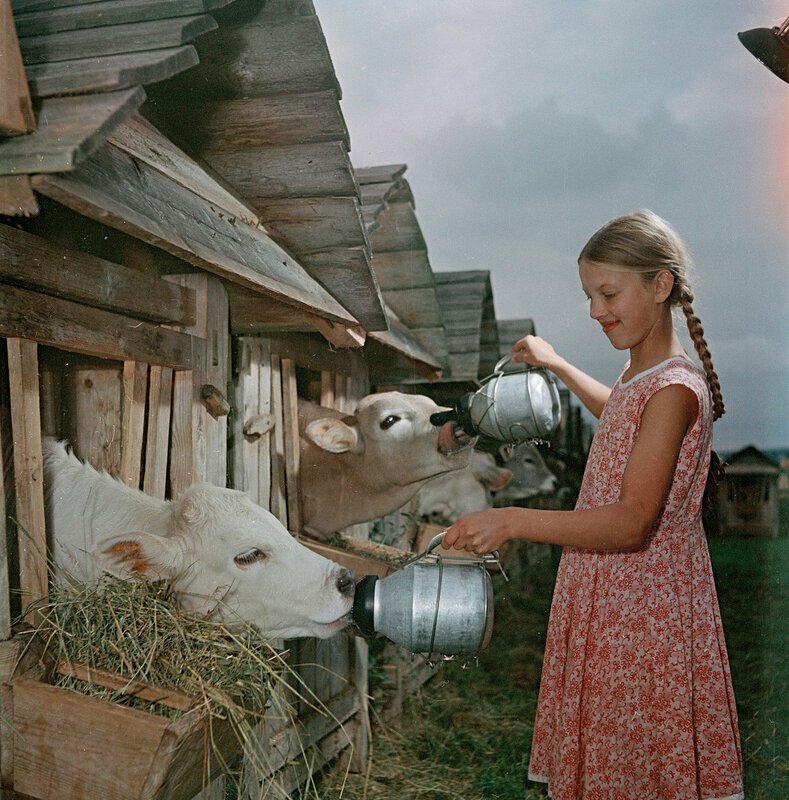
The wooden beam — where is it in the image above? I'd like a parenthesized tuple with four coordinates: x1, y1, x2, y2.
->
(31, 142, 357, 327)
(269, 352, 287, 526)
(13, 0, 235, 37)
(0, 345, 12, 639)
(120, 361, 148, 489)
(0, 282, 200, 369)
(354, 165, 407, 185)
(0, 175, 38, 216)
(25, 46, 199, 98)
(369, 202, 427, 252)
(108, 113, 261, 228)
(18, 15, 217, 65)
(0, 0, 34, 135)
(371, 249, 436, 291)
(7, 338, 47, 622)
(0, 87, 145, 176)
(143, 365, 173, 499)
(0, 223, 196, 326)
(280, 358, 301, 534)
(381, 287, 445, 329)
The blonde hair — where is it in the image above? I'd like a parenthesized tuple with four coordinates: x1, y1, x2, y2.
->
(579, 210, 725, 420)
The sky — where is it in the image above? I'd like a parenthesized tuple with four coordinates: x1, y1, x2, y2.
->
(314, 0, 789, 453)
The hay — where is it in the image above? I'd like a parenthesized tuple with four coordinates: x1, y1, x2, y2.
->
(22, 575, 283, 721)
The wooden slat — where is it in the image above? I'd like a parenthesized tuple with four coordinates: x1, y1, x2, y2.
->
(0, 87, 145, 176)
(269, 352, 287, 526)
(18, 15, 217, 65)
(108, 113, 261, 228)
(0, 283, 199, 369)
(202, 141, 357, 200)
(25, 45, 199, 98)
(14, 0, 235, 37)
(0, 346, 12, 640)
(368, 315, 443, 376)
(7, 338, 47, 622)
(30, 142, 357, 327)
(143, 365, 173, 499)
(0, 0, 34, 135)
(281, 357, 301, 533)
(0, 223, 196, 326)
(369, 202, 427, 252)
(381, 287, 445, 328)
(170, 91, 348, 149)
(253, 196, 365, 252)
(371, 249, 436, 291)
(164, 13, 339, 99)
(169, 369, 196, 497)
(354, 164, 407, 186)
(120, 360, 148, 488)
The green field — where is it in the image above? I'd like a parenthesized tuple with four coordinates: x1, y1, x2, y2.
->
(318, 536, 788, 799)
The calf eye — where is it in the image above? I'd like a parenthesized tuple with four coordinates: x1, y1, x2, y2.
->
(234, 548, 267, 567)
(380, 415, 400, 430)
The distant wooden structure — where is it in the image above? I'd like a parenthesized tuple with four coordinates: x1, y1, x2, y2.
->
(719, 446, 781, 538)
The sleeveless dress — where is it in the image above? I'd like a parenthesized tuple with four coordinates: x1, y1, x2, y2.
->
(528, 358, 743, 800)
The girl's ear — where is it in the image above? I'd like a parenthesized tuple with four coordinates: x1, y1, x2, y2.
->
(654, 269, 674, 303)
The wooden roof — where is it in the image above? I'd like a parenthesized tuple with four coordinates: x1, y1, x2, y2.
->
(724, 446, 781, 476)
(357, 164, 449, 369)
(0, 0, 384, 347)
(146, 0, 388, 333)
(433, 270, 499, 383)
(497, 319, 535, 359)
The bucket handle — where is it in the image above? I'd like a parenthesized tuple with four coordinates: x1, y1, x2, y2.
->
(423, 531, 508, 581)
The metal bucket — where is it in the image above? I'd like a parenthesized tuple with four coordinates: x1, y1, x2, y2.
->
(353, 533, 500, 656)
(469, 356, 560, 442)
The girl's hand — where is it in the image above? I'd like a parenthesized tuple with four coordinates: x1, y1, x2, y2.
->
(511, 335, 561, 370)
(442, 508, 519, 555)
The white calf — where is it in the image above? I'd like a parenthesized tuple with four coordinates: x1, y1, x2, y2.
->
(43, 439, 354, 639)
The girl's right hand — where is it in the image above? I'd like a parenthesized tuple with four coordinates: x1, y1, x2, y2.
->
(511, 335, 561, 370)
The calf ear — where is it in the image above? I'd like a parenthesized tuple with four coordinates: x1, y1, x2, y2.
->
(305, 418, 361, 454)
(483, 467, 513, 492)
(94, 532, 184, 581)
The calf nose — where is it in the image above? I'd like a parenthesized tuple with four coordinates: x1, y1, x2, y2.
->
(336, 567, 355, 598)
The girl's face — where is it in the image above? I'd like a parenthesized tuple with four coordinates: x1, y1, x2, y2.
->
(578, 259, 670, 351)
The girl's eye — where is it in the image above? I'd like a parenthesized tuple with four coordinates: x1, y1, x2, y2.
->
(380, 415, 400, 430)
(603, 293, 617, 300)
(234, 548, 267, 567)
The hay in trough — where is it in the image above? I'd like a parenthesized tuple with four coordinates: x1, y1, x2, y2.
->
(22, 575, 283, 720)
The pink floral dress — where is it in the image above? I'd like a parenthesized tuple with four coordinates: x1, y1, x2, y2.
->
(528, 358, 743, 800)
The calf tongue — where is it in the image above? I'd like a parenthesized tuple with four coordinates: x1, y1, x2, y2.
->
(438, 421, 463, 452)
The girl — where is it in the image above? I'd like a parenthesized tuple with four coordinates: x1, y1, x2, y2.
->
(443, 210, 743, 800)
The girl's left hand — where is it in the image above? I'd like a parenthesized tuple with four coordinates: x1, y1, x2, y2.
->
(442, 508, 516, 555)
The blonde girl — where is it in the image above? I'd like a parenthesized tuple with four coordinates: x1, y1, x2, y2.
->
(444, 210, 743, 800)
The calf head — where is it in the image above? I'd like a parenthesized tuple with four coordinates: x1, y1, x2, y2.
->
(493, 442, 558, 505)
(300, 392, 474, 536)
(95, 485, 354, 639)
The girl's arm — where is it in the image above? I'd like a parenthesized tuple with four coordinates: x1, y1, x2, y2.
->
(511, 335, 611, 418)
(443, 384, 698, 553)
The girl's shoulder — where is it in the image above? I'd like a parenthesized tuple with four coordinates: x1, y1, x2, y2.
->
(617, 357, 711, 412)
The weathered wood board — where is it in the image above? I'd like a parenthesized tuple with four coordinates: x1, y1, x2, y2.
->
(0, 0, 34, 135)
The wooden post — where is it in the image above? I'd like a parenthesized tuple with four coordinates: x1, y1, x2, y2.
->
(6, 338, 47, 622)
(320, 371, 334, 409)
(281, 357, 301, 534)
(169, 369, 196, 499)
(0, 345, 12, 639)
(120, 361, 148, 489)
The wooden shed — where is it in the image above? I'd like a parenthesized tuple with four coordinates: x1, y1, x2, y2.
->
(719, 446, 781, 538)
(0, 2, 443, 797)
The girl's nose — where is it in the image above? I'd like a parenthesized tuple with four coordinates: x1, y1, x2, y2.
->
(589, 296, 605, 319)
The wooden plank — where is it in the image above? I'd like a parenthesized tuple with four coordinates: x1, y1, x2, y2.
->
(169, 369, 197, 497)
(11, 676, 168, 800)
(349, 636, 369, 772)
(62, 363, 122, 475)
(7, 338, 47, 623)
(320, 371, 334, 409)
(0, 87, 145, 176)
(166, 274, 228, 488)
(171, 91, 348, 149)
(381, 287, 444, 328)
(299, 539, 399, 580)
(368, 318, 443, 376)
(25, 45, 199, 98)
(269, 353, 287, 526)
(252, 196, 366, 253)
(0, 0, 34, 135)
(30, 143, 357, 327)
(143, 365, 173, 499)
(0, 347, 12, 640)
(354, 164, 407, 186)
(371, 249, 435, 291)
(164, 13, 339, 99)
(14, 0, 235, 37)
(0, 223, 196, 326)
(18, 14, 217, 65)
(0, 174, 38, 215)
(108, 113, 261, 228)
(0, 283, 199, 369)
(369, 202, 426, 252)
(280, 357, 301, 533)
(120, 360, 148, 489)
(202, 141, 357, 201)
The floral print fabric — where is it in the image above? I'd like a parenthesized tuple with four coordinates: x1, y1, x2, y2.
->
(528, 358, 743, 800)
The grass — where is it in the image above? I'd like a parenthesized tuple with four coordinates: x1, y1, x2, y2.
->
(317, 536, 787, 799)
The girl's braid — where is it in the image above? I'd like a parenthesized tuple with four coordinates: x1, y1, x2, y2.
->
(677, 283, 725, 420)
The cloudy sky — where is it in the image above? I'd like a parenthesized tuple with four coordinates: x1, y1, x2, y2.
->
(315, 0, 788, 452)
